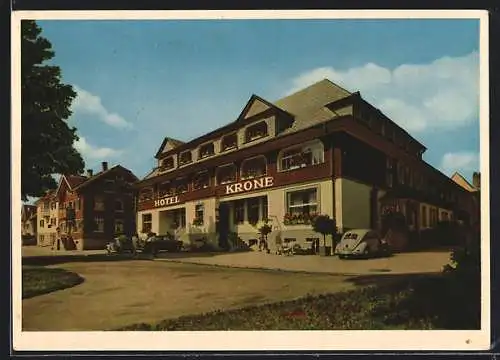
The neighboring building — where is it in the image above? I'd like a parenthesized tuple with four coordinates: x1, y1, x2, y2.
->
(35, 190, 59, 247)
(21, 204, 37, 238)
(451, 171, 481, 226)
(134, 79, 478, 252)
(54, 162, 138, 250)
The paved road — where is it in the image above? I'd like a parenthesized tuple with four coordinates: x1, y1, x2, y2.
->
(22, 260, 357, 331)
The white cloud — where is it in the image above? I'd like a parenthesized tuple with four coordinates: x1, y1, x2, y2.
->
(440, 151, 479, 175)
(285, 51, 479, 132)
(72, 85, 133, 129)
(74, 136, 123, 160)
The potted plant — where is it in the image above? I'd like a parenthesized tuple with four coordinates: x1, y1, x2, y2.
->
(311, 214, 337, 256)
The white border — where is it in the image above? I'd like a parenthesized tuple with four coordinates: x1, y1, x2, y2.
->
(11, 10, 490, 351)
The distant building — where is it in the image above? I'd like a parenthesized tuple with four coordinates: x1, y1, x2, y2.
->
(21, 204, 37, 238)
(134, 79, 479, 252)
(35, 190, 59, 247)
(54, 162, 138, 250)
(451, 171, 481, 226)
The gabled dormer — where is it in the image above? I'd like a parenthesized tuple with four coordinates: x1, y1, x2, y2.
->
(154, 137, 185, 159)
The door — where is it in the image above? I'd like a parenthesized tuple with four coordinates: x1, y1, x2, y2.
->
(217, 202, 230, 250)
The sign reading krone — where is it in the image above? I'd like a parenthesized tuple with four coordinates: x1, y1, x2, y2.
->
(225, 176, 274, 195)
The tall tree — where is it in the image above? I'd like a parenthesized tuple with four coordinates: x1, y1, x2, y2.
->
(21, 20, 84, 201)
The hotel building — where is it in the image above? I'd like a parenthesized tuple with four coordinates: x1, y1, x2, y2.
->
(135, 79, 477, 252)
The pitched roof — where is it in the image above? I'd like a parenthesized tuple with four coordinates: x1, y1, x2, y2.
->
(451, 172, 478, 192)
(34, 189, 56, 204)
(65, 175, 87, 189)
(72, 164, 139, 191)
(154, 137, 186, 159)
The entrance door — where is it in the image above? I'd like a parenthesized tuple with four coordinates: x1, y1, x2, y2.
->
(217, 203, 230, 250)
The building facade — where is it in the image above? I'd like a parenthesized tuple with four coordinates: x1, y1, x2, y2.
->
(135, 79, 477, 252)
(21, 204, 37, 240)
(35, 190, 59, 247)
(53, 162, 139, 250)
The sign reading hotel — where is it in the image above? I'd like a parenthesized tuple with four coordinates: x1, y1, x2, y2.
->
(154, 196, 180, 208)
(225, 176, 274, 195)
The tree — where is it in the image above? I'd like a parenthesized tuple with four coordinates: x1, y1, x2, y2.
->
(311, 214, 337, 249)
(21, 20, 84, 201)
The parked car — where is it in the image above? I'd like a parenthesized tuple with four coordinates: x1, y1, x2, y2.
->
(140, 234, 183, 255)
(335, 229, 392, 259)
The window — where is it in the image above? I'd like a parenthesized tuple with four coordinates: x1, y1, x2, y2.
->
(193, 171, 210, 190)
(158, 182, 173, 197)
(233, 200, 245, 224)
(50, 202, 56, 210)
(441, 211, 449, 222)
(139, 188, 153, 202)
(174, 178, 188, 194)
(194, 204, 204, 226)
(285, 188, 318, 224)
(262, 197, 268, 221)
(247, 198, 260, 225)
(76, 199, 81, 210)
(115, 199, 124, 212)
(241, 156, 267, 179)
(386, 157, 394, 188)
(279, 141, 324, 172)
(142, 213, 152, 233)
(160, 157, 175, 170)
(51, 218, 56, 225)
(245, 121, 268, 142)
(94, 216, 105, 232)
(421, 206, 428, 227)
(114, 219, 124, 234)
(216, 164, 237, 185)
(39, 219, 44, 228)
(94, 196, 105, 211)
(221, 133, 238, 151)
(199, 143, 215, 159)
(430, 208, 438, 227)
(179, 151, 192, 165)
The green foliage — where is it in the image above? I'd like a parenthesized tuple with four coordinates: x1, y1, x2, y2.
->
(21, 20, 85, 200)
(117, 274, 479, 331)
(311, 215, 337, 246)
(22, 266, 84, 299)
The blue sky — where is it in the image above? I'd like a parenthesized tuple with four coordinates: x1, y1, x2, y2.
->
(37, 18, 480, 185)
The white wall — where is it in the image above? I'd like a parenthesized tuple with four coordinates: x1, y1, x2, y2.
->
(337, 178, 372, 231)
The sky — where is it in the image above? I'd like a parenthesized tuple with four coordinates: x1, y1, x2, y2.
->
(36, 18, 481, 188)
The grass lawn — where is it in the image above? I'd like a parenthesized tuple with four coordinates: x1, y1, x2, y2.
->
(22, 266, 84, 299)
(119, 273, 480, 331)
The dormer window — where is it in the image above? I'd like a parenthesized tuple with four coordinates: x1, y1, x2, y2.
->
(216, 164, 237, 185)
(193, 171, 210, 190)
(160, 156, 174, 170)
(245, 121, 268, 142)
(221, 133, 238, 151)
(179, 151, 192, 165)
(158, 181, 174, 198)
(241, 156, 267, 179)
(199, 143, 215, 159)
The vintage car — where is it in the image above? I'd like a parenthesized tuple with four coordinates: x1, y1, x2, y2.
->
(335, 229, 391, 259)
(140, 234, 183, 255)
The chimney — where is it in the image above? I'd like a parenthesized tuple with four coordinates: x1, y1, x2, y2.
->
(472, 172, 481, 189)
(87, 169, 93, 177)
(102, 161, 108, 172)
